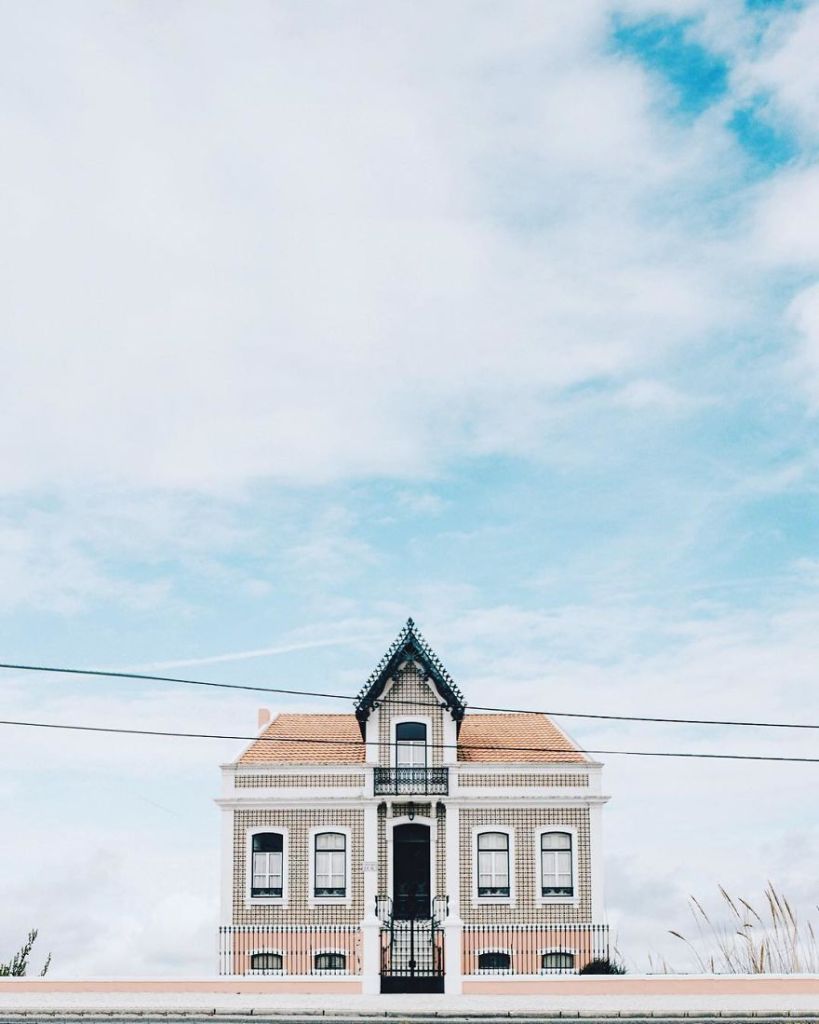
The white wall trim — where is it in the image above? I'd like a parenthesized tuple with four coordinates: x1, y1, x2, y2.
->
(220, 807, 234, 924)
(365, 707, 380, 765)
(589, 802, 604, 918)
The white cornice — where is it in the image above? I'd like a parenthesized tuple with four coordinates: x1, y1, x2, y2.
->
(215, 794, 609, 809)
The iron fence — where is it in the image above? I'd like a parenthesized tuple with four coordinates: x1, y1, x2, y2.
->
(462, 922, 609, 975)
(373, 767, 449, 795)
(218, 924, 361, 976)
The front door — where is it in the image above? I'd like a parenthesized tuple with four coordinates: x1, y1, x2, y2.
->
(392, 822, 431, 919)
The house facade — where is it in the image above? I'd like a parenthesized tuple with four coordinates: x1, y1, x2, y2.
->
(217, 620, 609, 993)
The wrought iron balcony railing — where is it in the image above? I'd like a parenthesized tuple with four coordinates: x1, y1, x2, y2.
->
(373, 766, 449, 795)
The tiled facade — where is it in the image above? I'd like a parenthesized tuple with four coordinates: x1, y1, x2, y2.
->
(377, 664, 446, 766)
(458, 773, 589, 788)
(235, 774, 365, 788)
(458, 806, 591, 924)
(218, 620, 609, 989)
(231, 807, 365, 925)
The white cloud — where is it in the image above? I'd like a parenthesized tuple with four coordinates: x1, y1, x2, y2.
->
(737, 2, 819, 143)
(0, 1, 751, 493)
(786, 282, 819, 407)
(755, 168, 819, 267)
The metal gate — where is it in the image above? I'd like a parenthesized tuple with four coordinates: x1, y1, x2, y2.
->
(378, 895, 446, 994)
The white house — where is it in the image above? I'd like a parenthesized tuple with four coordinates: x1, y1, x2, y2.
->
(217, 619, 609, 994)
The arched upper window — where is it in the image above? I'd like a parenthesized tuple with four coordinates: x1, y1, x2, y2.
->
(314, 832, 347, 897)
(251, 832, 283, 898)
(395, 721, 427, 768)
(540, 831, 573, 897)
(477, 831, 510, 897)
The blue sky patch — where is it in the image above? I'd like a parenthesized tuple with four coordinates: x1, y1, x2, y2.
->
(612, 16, 729, 116)
(729, 101, 798, 167)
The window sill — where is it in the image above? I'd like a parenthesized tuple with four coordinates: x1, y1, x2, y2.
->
(310, 896, 352, 908)
(472, 896, 516, 908)
(536, 896, 579, 907)
(246, 897, 288, 907)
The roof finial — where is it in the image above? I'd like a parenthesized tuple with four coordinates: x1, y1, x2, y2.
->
(406, 616, 415, 629)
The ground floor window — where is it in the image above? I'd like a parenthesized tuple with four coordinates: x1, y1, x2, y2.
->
(250, 952, 283, 971)
(477, 951, 511, 971)
(314, 951, 346, 972)
(542, 951, 575, 970)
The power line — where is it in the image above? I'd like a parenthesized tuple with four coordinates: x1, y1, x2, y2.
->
(0, 716, 816, 764)
(1, 659, 817, 732)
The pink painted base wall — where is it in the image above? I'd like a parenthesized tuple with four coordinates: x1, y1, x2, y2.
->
(462, 975, 819, 995)
(0, 979, 362, 994)
(0, 975, 818, 997)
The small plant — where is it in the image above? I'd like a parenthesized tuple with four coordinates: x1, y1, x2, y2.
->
(669, 884, 819, 974)
(0, 930, 51, 977)
(579, 956, 626, 974)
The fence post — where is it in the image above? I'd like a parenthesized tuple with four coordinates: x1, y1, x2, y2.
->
(361, 802, 381, 993)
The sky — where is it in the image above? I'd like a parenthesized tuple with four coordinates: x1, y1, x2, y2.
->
(1, 0, 819, 977)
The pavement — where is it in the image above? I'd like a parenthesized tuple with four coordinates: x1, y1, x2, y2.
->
(0, 992, 819, 1019)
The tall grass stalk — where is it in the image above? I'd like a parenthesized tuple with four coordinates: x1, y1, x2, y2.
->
(669, 883, 819, 974)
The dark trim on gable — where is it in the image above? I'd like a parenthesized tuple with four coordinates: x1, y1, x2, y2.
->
(354, 619, 466, 735)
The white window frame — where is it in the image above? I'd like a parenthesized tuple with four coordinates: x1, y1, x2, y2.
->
(534, 825, 579, 906)
(245, 826, 289, 907)
(471, 825, 515, 907)
(309, 825, 353, 907)
(390, 714, 432, 768)
(248, 948, 285, 974)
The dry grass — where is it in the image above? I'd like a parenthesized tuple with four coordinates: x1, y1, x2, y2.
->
(666, 883, 819, 974)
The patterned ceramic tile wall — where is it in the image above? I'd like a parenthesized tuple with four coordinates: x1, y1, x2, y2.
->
(459, 806, 591, 925)
(235, 774, 365, 788)
(458, 773, 589, 788)
(378, 663, 445, 766)
(232, 807, 364, 925)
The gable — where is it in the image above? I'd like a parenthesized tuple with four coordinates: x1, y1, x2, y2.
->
(354, 618, 466, 733)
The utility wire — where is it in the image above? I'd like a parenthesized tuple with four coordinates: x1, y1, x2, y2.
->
(1, 660, 817, 732)
(0, 716, 816, 764)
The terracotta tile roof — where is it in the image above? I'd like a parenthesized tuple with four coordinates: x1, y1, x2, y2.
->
(237, 713, 364, 765)
(457, 713, 587, 763)
(235, 711, 586, 766)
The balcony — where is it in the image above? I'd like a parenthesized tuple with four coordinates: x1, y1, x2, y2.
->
(373, 766, 449, 795)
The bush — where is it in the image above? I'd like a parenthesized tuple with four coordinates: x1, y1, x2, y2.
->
(579, 957, 626, 974)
